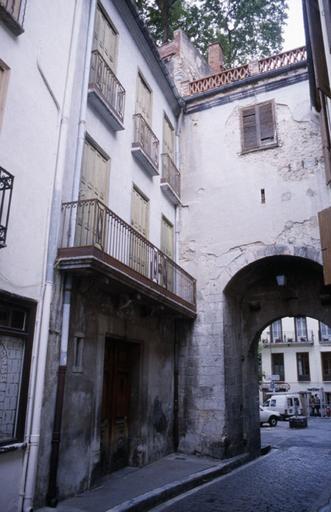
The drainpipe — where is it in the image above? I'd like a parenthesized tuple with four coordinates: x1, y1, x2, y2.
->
(45, 0, 97, 505)
(19, 2, 83, 511)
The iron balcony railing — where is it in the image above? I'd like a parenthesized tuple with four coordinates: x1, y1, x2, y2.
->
(262, 330, 314, 344)
(0, 0, 26, 33)
(0, 167, 14, 248)
(161, 153, 180, 198)
(59, 199, 196, 307)
(89, 49, 125, 123)
(132, 114, 159, 170)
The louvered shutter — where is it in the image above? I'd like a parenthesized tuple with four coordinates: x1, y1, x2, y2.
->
(136, 75, 152, 124)
(93, 6, 117, 70)
(319, 91, 331, 184)
(259, 102, 275, 143)
(318, 207, 331, 285)
(323, 0, 331, 52)
(131, 188, 149, 237)
(242, 107, 258, 151)
(79, 139, 108, 202)
(163, 117, 174, 158)
(161, 217, 174, 258)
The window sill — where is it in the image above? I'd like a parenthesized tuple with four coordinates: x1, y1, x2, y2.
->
(0, 442, 26, 454)
(241, 142, 279, 155)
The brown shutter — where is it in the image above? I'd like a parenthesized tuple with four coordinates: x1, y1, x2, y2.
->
(318, 207, 331, 285)
(319, 92, 331, 184)
(258, 102, 275, 143)
(242, 106, 258, 151)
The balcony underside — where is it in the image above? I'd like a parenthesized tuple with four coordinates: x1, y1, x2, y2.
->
(0, 5, 24, 35)
(160, 182, 181, 205)
(57, 246, 196, 318)
(88, 87, 124, 131)
(131, 145, 159, 177)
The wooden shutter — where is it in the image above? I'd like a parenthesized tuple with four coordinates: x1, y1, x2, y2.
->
(136, 74, 152, 123)
(79, 139, 109, 203)
(161, 217, 174, 258)
(319, 91, 331, 184)
(93, 5, 117, 70)
(258, 102, 275, 143)
(131, 187, 149, 237)
(163, 116, 175, 158)
(318, 206, 331, 285)
(242, 106, 258, 151)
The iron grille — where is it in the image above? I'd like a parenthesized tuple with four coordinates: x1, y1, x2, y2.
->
(0, 167, 14, 248)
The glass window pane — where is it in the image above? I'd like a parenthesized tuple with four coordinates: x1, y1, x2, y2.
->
(0, 337, 25, 443)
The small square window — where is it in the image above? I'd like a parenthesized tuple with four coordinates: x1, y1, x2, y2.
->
(241, 100, 277, 153)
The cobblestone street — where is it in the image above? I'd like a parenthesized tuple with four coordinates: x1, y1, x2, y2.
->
(152, 419, 331, 512)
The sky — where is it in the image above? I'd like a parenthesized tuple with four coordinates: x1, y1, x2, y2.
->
(283, 0, 306, 51)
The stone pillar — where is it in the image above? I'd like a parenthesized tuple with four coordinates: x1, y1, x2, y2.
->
(208, 43, 224, 73)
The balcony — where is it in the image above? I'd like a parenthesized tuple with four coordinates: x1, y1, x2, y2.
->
(161, 154, 181, 205)
(0, 0, 26, 35)
(88, 50, 125, 131)
(261, 330, 314, 346)
(57, 199, 196, 317)
(0, 167, 14, 248)
(132, 114, 159, 176)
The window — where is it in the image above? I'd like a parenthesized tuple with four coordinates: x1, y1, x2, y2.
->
(93, 4, 118, 70)
(271, 353, 285, 381)
(320, 321, 331, 342)
(241, 100, 277, 152)
(321, 352, 331, 381)
(295, 316, 308, 341)
(136, 73, 152, 124)
(0, 296, 35, 445)
(270, 320, 282, 343)
(318, 207, 331, 285)
(0, 0, 26, 35)
(163, 115, 175, 159)
(296, 352, 310, 381)
(131, 186, 149, 237)
(161, 216, 174, 258)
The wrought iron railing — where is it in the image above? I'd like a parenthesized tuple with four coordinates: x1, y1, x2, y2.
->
(0, 167, 14, 248)
(132, 114, 159, 170)
(161, 153, 180, 198)
(188, 46, 307, 96)
(89, 50, 126, 123)
(262, 329, 314, 344)
(59, 199, 196, 307)
(0, 0, 26, 32)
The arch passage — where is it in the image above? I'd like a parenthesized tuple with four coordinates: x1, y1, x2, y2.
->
(223, 255, 331, 456)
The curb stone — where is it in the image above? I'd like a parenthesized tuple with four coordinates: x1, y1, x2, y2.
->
(107, 452, 252, 512)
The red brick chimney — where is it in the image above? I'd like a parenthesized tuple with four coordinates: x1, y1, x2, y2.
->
(208, 42, 224, 73)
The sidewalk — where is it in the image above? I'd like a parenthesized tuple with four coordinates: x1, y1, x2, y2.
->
(37, 451, 252, 512)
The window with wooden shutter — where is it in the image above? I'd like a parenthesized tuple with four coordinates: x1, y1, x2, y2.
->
(323, 0, 331, 52)
(318, 206, 331, 285)
(163, 115, 175, 158)
(136, 73, 152, 124)
(93, 4, 118, 70)
(131, 186, 149, 237)
(161, 216, 174, 258)
(241, 100, 277, 152)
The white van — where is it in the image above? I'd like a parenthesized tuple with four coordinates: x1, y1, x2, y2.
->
(263, 393, 303, 419)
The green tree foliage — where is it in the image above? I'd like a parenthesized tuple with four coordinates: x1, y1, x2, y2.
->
(136, 0, 289, 67)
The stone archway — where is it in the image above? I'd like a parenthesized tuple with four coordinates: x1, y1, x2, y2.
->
(223, 254, 331, 458)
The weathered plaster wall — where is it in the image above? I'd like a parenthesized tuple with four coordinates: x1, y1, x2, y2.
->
(52, 277, 175, 500)
(177, 73, 331, 457)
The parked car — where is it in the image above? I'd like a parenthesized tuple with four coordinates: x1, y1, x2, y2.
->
(263, 393, 303, 419)
(259, 406, 281, 427)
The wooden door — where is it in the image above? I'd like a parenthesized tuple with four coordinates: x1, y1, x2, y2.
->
(75, 139, 109, 248)
(101, 341, 132, 472)
(160, 216, 174, 291)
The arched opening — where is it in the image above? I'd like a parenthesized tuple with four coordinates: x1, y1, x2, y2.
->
(223, 255, 331, 457)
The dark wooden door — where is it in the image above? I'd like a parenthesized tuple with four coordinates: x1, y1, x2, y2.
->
(101, 340, 132, 472)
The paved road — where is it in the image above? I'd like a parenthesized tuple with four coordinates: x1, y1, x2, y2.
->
(152, 419, 331, 512)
